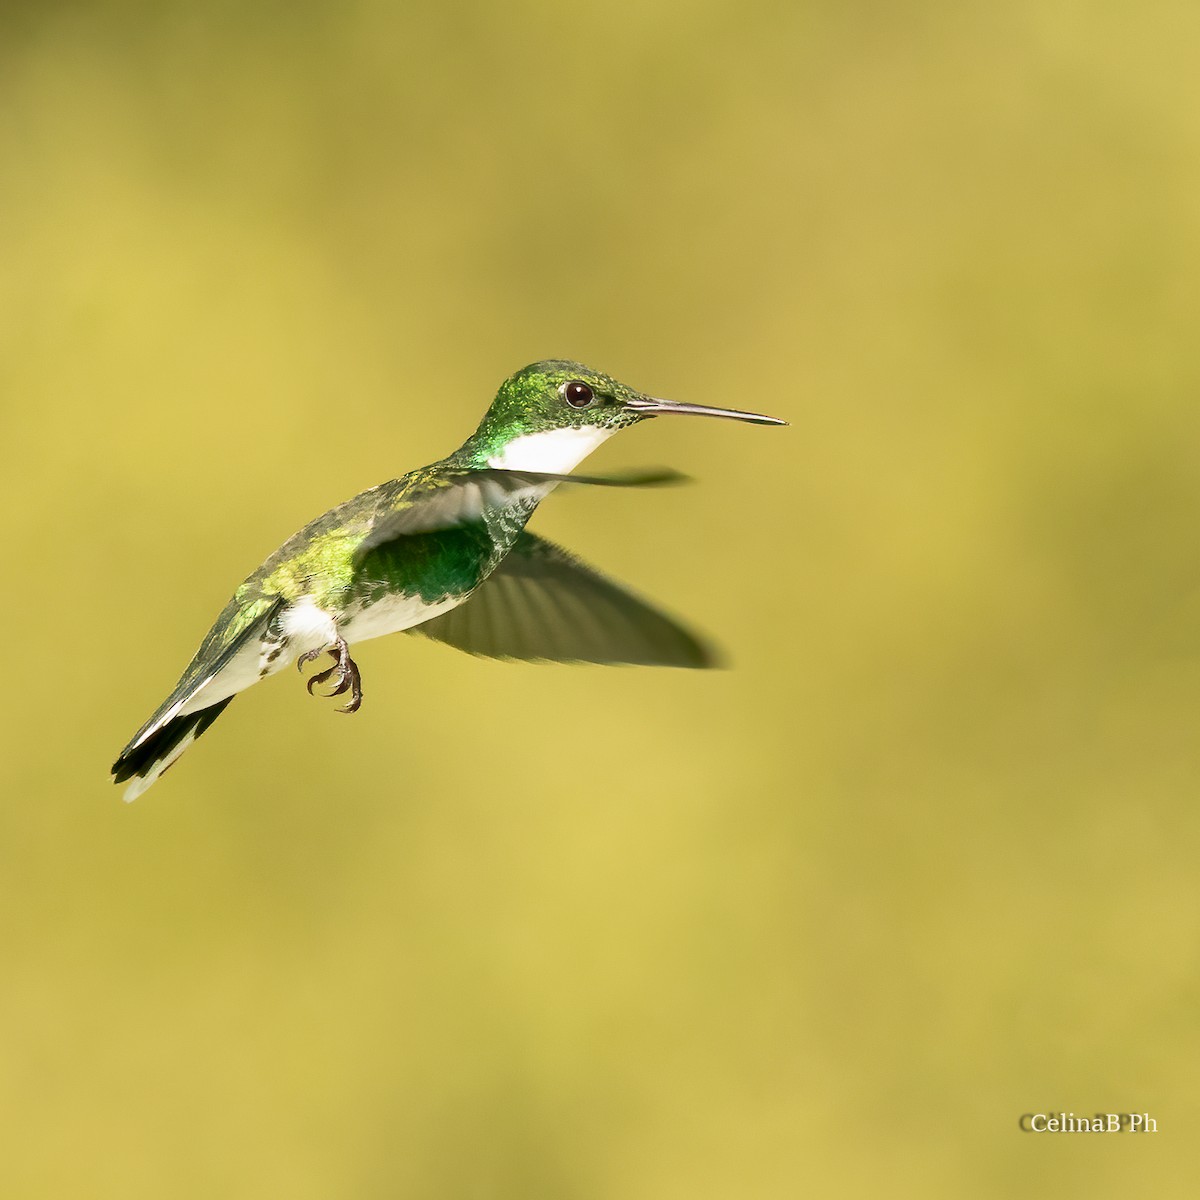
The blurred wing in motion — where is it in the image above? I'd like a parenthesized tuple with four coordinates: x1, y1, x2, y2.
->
(353, 467, 687, 559)
(406, 531, 716, 668)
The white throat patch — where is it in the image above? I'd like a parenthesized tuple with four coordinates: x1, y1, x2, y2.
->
(487, 425, 613, 473)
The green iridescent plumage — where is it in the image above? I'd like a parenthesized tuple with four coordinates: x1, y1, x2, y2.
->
(112, 360, 785, 800)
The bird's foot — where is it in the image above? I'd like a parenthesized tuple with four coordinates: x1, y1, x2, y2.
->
(297, 636, 363, 714)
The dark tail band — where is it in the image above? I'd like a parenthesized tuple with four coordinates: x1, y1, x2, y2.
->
(111, 699, 233, 799)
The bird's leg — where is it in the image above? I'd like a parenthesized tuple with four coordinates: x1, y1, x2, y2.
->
(297, 636, 364, 714)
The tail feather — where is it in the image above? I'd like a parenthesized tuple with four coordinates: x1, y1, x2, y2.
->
(111, 593, 283, 802)
(111, 699, 233, 802)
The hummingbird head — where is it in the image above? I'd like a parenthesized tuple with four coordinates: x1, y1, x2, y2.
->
(466, 360, 786, 474)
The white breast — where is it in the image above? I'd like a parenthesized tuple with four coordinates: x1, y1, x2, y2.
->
(487, 425, 612, 473)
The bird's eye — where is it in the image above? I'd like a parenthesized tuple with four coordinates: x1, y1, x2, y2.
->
(561, 380, 595, 408)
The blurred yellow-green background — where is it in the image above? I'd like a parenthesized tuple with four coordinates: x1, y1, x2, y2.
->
(3, 1, 1199, 1195)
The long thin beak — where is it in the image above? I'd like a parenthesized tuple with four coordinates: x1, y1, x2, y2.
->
(626, 397, 787, 426)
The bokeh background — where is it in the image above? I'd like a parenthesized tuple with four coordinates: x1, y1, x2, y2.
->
(3, 1, 1198, 1195)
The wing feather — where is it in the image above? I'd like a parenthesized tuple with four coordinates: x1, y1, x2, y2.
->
(406, 532, 715, 668)
(354, 467, 686, 561)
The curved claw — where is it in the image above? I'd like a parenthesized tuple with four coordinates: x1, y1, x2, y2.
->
(296, 647, 326, 673)
(306, 665, 334, 696)
(298, 635, 364, 713)
(335, 655, 362, 711)
(327, 671, 352, 697)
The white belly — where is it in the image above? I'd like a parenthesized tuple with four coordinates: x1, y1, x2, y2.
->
(179, 592, 462, 716)
(341, 591, 462, 644)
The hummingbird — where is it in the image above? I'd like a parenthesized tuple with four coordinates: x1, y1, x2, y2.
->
(112, 360, 785, 800)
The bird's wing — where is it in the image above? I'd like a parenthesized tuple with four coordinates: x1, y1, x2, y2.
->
(404, 531, 716, 668)
(353, 467, 685, 561)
